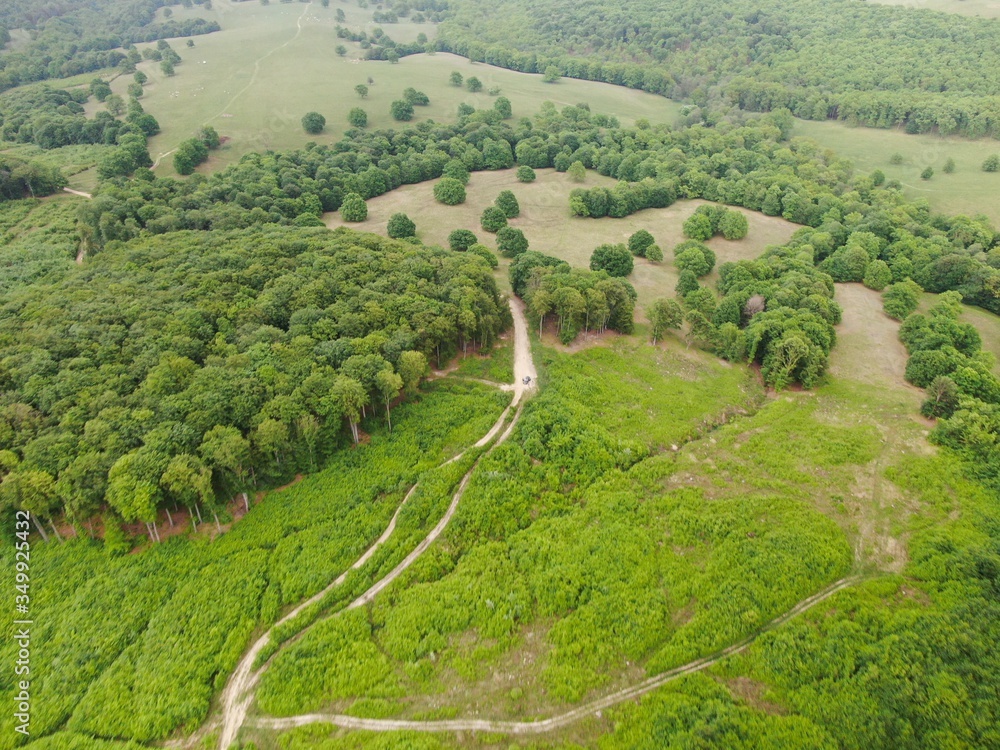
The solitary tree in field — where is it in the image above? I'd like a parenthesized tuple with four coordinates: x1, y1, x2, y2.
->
(628, 229, 655, 257)
(921, 166, 934, 180)
(590, 244, 633, 277)
(301, 111, 326, 134)
(336, 8, 346, 21)
(495, 190, 520, 218)
(450, 71, 463, 86)
(543, 65, 561, 83)
(984, 154, 1000, 172)
(387, 212, 416, 238)
(466, 76, 482, 92)
(517, 165, 536, 183)
(390, 100, 414, 121)
(336, 44, 347, 56)
(433, 178, 466, 205)
(943, 157, 956, 173)
(347, 107, 367, 128)
(339, 192, 367, 222)
(448, 228, 477, 250)
(480, 206, 507, 233)
(355, 84, 369, 98)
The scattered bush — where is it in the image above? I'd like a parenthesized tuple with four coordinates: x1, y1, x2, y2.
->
(480, 206, 508, 233)
(387, 213, 416, 238)
(434, 178, 466, 205)
(590, 243, 633, 277)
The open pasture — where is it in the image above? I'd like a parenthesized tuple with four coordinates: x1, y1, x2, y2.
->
(325, 168, 797, 316)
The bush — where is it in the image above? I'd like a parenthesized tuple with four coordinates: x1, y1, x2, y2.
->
(921, 166, 934, 180)
(673, 240, 715, 277)
(495, 190, 520, 218)
(983, 155, 1000, 172)
(480, 206, 508, 233)
(718, 210, 749, 240)
(433, 178, 466, 205)
(466, 76, 482, 92)
(567, 161, 586, 182)
(863, 259, 893, 291)
(347, 108, 367, 128)
(301, 111, 326, 134)
(589, 243, 633, 277)
(390, 100, 414, 121)
(676, 269, 699, 295)
(645, 244, 664, 262)
(173, 138, 209, 175)
(494, 96, 512, 118)
(402, 87, 430, 106)
(443, 159, 470, 185)
(882, 280, 922, 320)
(448, 228, 478, 251)
(387, 213, 416, 238)
(496, 226, 529, 257)
(628, 229, 655, 257)
(682, 212, 713, 241)
(467, 243, 499, 268)
(339, 192, 367, 222)
(516, 165, 536, 183)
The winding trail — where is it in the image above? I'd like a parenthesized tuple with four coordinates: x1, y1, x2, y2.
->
(250, 577, 861, 736)
(62, 187, 92, 199)
(213, 299, 535, 749)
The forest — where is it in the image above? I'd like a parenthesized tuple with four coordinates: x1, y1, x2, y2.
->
(0, 225, 508, 541)
(435, 0, 1000, 137)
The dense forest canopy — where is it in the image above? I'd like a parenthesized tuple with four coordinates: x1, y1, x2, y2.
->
(0, 225, 507, 538)
(435, 0, 1000, 137)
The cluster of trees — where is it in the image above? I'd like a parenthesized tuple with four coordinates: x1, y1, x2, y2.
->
(683, 203, 749, 241)
(436, 0, 1000, 138)
(0, 225, 509, 540)
(885, 291, 1000, 492)
(0, 0, 218, 93)
(172, 126, 220, 175)
(510, 250, 636, 343)
(0, 154, 66, 200)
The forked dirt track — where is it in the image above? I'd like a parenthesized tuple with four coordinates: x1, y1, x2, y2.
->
(248, 577, 861, 736)
(211, 299, 535, 749)
(207, 298, 860, 746)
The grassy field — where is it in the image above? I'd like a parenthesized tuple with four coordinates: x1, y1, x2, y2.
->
(117, 0, 681, 176)
(325, 168, 797, 317)
(793, 119, 1000, 225)
(868, 0, 1000, 16)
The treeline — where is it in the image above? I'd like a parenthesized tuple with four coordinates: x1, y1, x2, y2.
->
(0, 226, 508, 540)
(435, 0, 1000, 138)
(0, 0, 219, 92)
(510, 251, 636, 343)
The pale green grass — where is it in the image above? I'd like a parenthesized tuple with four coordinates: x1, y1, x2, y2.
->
(326, 168, 796, 317)
(793, 119, 1000, 226)
(117, 0, 680, 175)
(869, 0, 1000, 17)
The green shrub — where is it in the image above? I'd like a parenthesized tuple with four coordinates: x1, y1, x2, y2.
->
(480, 206, 508, 233)
(433, 178, 466, 206)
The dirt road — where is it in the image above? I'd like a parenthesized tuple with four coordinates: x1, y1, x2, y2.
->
(213, 297, 535, 749)
(250, 577, 861, 736)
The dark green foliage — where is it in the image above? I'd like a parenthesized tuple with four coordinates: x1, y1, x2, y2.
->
(496, 226, 528, 257)
(433, 177, 466, 205)
(882, 280, 921, 320)
(673, 240, 716, 277)
(172, 138, 209, 176)
(494, 189, 520, 218)
(645, 243, 663, 262)
(449, 71, 463, 86)
(347, 108, 368, 128)
(339, 192, 368, 221)
(675, 269, 699, 295)
(480, 205, 508, 232)
(493, 96, 512, 118)
(522, 267, 636, 341)
(682, 211, 713, 241)
(466, 243, 498, 268)
(390, 100, 414, 121)
(0, 156, 66, 200)
(386, 212, 416, 238)
(983, 154, 1000, 172)
(921, 166, 934, 180)
(198, 126, 221, 150)
(863, 259, 892, 291)
(590, 243, 633, 277)
(719, 209, 749, 240)
(466, 76, 482, 92)
(448, 228, 477, 251)
(509, 250, 570, 297)
(301, 112, 326, 134)
(442, 159, 470, 184)
(628, 229, 655, 257)
(516, 165, 536, 183)
(402, 87, 430, 106)
(921, 376, 960, 419)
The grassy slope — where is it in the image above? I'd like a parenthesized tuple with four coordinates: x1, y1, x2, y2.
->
(792, 119, 1000, 226)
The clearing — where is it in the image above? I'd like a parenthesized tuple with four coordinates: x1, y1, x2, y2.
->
(325, 168, 797, 315)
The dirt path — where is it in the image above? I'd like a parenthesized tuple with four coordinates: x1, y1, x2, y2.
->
(251, 577, 861, 736)
(212, 298, 534, 749)
(62, 187, 92, 199)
